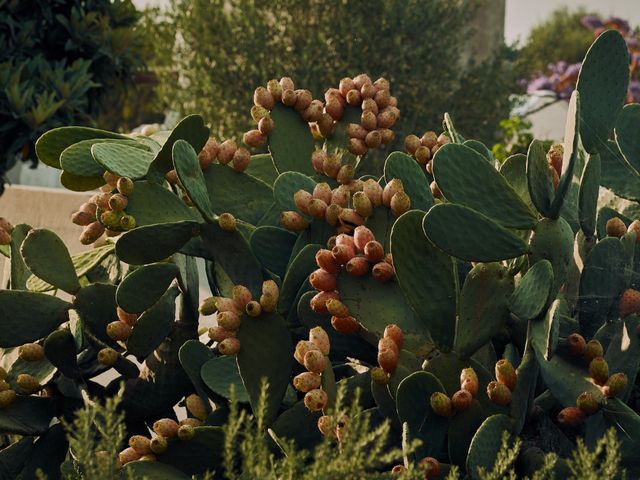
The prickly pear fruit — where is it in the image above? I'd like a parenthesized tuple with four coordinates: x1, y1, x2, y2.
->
(107, 321, 132, 341)
(293, 372, 322, 392)
(317, 415, 336, 437)
(405, 135, 421, 155)
(337, 165, 355, 185)
(420, 457, 441, 479)
(217, 311, 241, 331)
(218, 212, 237, 231)
(451, 389, 473, 411)
(304, 389, 328, 412)
(18, 343, 44, 362)
(98, 347, 118, 366)
(325, 299, 349, 318)
(0, 380, 9, 392)
(218, 337, 241, 355)
(332, 244, 356, 265)
(384, 324, 404, 351)
(576, 391, 599, 415)
(309, 326, 330, 355)
(382, 179, 404, 207)
(0, 390, 16, 409)
(294, 190, 313, 215)
(108, 193, 128, 212)
(120, 214, 136, 231)
(243, 129, 265, 148)
(208, 326, 236, 342)
(129, 435, 152, 455)
(258, 116, 275, 135)
(353, 226, 374, 253)
(310, 291, 339, 313)
(259, 293, 277, 313)
(627, 220, 640, 242)
(372, 261, 394, 282)
(308, 199, 328, 220)
(116, 307, 138, 327)
(316, 249, 341, 274)
(346, 256, 369, 276)
(370, 366, 390, 385)
(153, 418, 179, 438)
(351, 191, 372, 218)
(80, 221, 105, 245)
(180, 418, 202, 428)
(390, 191, 410, 217)
(566, 333, 586, 356)
(557, 406, 585, 427)
(487, 381, 512, 406)
(391, 465, 407, 476)
(619, 288, 640, 319)
(415, 146, 431, 165)
(254, 86, 275, 110)
(16, 373, 40, 394)
(331, 315, 360, 334)
(606, 217, 627, 237)
(584, 339, 603, 363)
(178, 424, 195, 441)
(377, 348, 398, 374)
(322, 154, 341, 178)
(231, 285, 252, 310)
(119, 447, 142, 465)
(280, 211, 309, 231)
(339, 208, 364, 231)
(294, 340, 320, 365)
(378, 337, 399, 356)
(495, 359, 517, 390)
(149, 436, 168, 454)
(603, 372, 628, 398)
(363, 241, 384, 263)
(362, 179, 383, 207)
(303, 349, 326, 374)
(186, 393, 208, 421)
(430, 392, 453, 417)
(71, 211, 95, 226)
(460, 368, 479, 397)
(232, 148, 251, 172)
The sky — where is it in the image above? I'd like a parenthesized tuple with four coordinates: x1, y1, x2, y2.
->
(133, 0, 640, 43)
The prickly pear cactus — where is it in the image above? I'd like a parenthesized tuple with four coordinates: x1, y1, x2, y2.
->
(1, 29, 640, 479)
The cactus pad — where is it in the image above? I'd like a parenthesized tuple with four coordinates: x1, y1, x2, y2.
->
(268, 103, 315, 176)
(116, 262, 179, 313)
(508, 260, 554, 321)
(200, 355, 250, 402)
(173, 140, 215, 222)
(383, 152, 434, 211)
(578, 153, 601, 238)
(466, 414, 513, 480)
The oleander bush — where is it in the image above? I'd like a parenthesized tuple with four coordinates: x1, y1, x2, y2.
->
(1, 29, 640, 479)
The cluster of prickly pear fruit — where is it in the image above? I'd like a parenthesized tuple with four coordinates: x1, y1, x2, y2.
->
(293, 327, 331, 412)
(404, 130, 450, 172)
(0, 217, 12, 245)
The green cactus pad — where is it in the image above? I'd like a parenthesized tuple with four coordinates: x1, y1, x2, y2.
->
(604, 316, 640, 401)
(203, 164, 274, 225)
(0, 291, 70, 347)
(268, 103, 315, 176)
(396, 371, 449, 458)
(146, 115, 210, 182)
(35, 126, 127, 169)
(200, 223, 264, 298)
(20, 229, 80, 294)
(59, 170, 105, 192)
(249, 226, 297, 279)
(116, 221, 200, 265)
(597, 207, 630, 240)
(463, 139, 493, 162)
(383, 152, 434, 211)
(508, 260, 554, 321)
(433, 143, 536, 229)
(270, 401, 323, 451)
(324, 105, 361, 163)
(448, 401, 487, 468)
(615, 103, 640, 172)
(532, 297, 567, 361)
(526, 139, 555, 217)
(529, 217, 574, 299)
(123, 462, 190, 480)
(125, 181, 198, 227)
(43, 329, 79, 379)
(237, 312, 293, 424)
(73, 283, 119, 347)
(200, 355, 250, 403)
(500, 154, 534, 209)
(320, 357, 337, 410)
(364, 206, 395, 251)
(576, 30, 630, 154)
(279, 244, 321, 315)
(273, 171, 317, 212)
(600, 140, 640, 201)
(158, 426, 224, 476)
(246, 153, 278, 186)
(578, 237, 627, 338)
(391, 210, 457, 351)
(60, 138, 146, 178)
(466, 414, 513, 480)
(509, 347, 539, 434)
(91, 142, 155, 179)
(178, 340, 216, 405)
(9, 224, 32, 290)
(0, 437, 35, 477)
(423, 204, 529, 262)
(601, 398, 640, 472)
(371, 382, 400, 428)
(172, 140, 215, 222)
(5, 349, 56, 387)
(456, 263, 514, 358)
(116, 262, 179, 314)
(578, 153, 601, 238)
(0, 397, 56, 435)
(126, 287, 179, 359)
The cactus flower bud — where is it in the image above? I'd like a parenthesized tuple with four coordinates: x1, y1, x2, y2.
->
(294, 340, 321, 365)
(208, 326, 236, 342)
(98, 347, 119, 367)
(346, 256, 369, 277)
(583, 339, 603, 363)
(372, 261, 394, 282)
(245, 300, 262, 317)
(280, 211, 309, 231)
(619, 288, 640, 319)
(293, 372, 322, 392)
(603, 372, 628, 397)
(576, 391, 599, 414)
(487, 380, 512, 406)
(106, 321, 132, 341)
(430, 392, 453, 417)
(0, 390, 16, 409)
(218, 212, 237, 232)
(16, 373, 40, 394)
(331, 315, 360, 334)
(377, 348, 398, 373)
(149, 436, 168, 454)
(18, 343, 44, 362)
(303, 349, 326, 374)
(304, 389, 328, 412)
(588, 357, 609, 385)
(566, 333, 586, 356)
(460, 368, 479, 396)
(129, 435, 152, 455)
(309, 326, 330, 355)
(557, 406, 585, 427)
(382, 179, 404, 207)
(326, 299, 350, 318)
(364, 240, 384, 263)
(218, 337, 241, 355)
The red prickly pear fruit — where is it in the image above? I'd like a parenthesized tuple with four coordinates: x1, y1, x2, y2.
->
(619, 288, 640, 318)
(71, 211, 95, 226)
(97, 347, 118, 367)
(405, 134, 421, 155)
(353, 225, 375, 252)
(94, 192, 113, 211)
(117, 306, 138, 326)
(583, 339, 603, 363)
(232, 147, 251, 172)
(430, 392, 453, 417)
(293, 89, 312, 111)
(378, 337, 399, 356)
(303, 349, 326, 374)
(279, 76, 295, 92)
(627, 219, 640, 242)
(391, 465, 407, 476)
(557, 406, 585, 427)
(338, 78, 355, 97)
(18, 343, 44, 362)
(460, 368, 479, 396)
(315, 249, 341, 274)
(347, 138, 368, 156)
(231, 285, 252, 310)
(203, 138, 220, 158)
(384, 324, 404, 350)
(218, 212, 237, 231)
(382, 179, 404, 207)
(0, 218, 12, 234)
(390, 191, 411, 217)
(325, 203, 343, 226)
(311, 150, 328, 174)
(377, 109, 397, 129)
(208, 326, 236, 342)
(262, 279, 279, 298)
(80, 221, 105, 245)
(325, 98, 344, 120)
(178, 424, 195, 441)
(377, 348, 398, 373)
(352, 191, 373, 218)
(603, 372, 628, 398)
(245, 300, 262, 317)
(153, 418, 179, 438)
(103, 170, 119, 187)
(495, 359, 517, 390)
(217, 139, 237, 165)
(16, 373, 40, 394)
(546, 144, 563, 178)
(335, 233, 355, 249)
(331, 185, 351, 208)
(345, 89, 362, 106)
(360, 110, 377, 131)
(363, 179, 383, 207)
(346, 122, 367, 140)
(372, 262, 394, 282)
(309, 268, 338, 292)
(266, 79, 283, 101)
(487, 381, 512, 406)
(281, 89, 297, 106)
(302, 101, 324, 123)
(588, 357, 609, 385)
(317, 415, 336, 438)
(79, 202, 98, 216)
(214, 297, 238, 313)
(437, 133, 450, 145)
(304, 389, 328, 412)
(353, 74, 372, 90)
(430, 180, 443, 199)
(293, 372, 322, 392)
(374, 88, 391, 108)
(379, 128, 395, 145)
(218, 337, 241, 355)
(345, 257, 369, 277)
(149, 436, 168, 454)
(294, 189, 313, 215)
(360, 82, 376, 99)
(364, 130, 382, 149)
(576, 391, 600, 414)
(370, 366, 390, 385)
(243, 129, 266, 148)
(420, 457, 441, 478)
(308, 198, 328, 220)
(312, 182, 332, 204)
(0, 390, 16, 409)
(294, 340, 321, 365)
(129, 435, 152, 455)
(217, 311, 241, 330)
(336, 164, 355, 185)
(332, 244, 356, 265)
(451, 389, 473, 411)
(373, 76, 390, 91)
(106, 321, 132, 341)
(331, 315, 360, 334)
(259, 292, 277, 312)
(119, 447, 142, 465)
(309, 326, 330, 355)
(310, 291, 339, 313)
(421, 131, 438, 148)
(415, 146, 431, 165)
(566, 333, 587, 356)
(364, 240, 384, 263)
(339, 208, 364, 231)
(326, 298, 350, 318)
(253, 86, 275, 110)
(606, 217, 626, 238)
(280, 211, 309, 231)
(180, 417, 203, 428)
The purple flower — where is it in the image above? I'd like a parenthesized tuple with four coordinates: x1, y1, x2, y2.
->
(565, 63, 581, 78)
(581, 15, 603, 30)
(604, 16, 631, 34)
(527, 76, 553, 93)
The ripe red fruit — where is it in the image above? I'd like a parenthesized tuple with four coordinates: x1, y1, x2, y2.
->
(309, 269, 338, 292)
(253, 86, 275, 110)
(384, 324, 404, 350)
(460, 368, 479, 396)
(217, 139, 237, 165)
(294, 89, 312, 111)
(280, 211, 309, 231)
(218, 337, 241, 355)
(279, 76, 295, 92)
(304, 388, 328, 412)
(243, 129, 266, 148)
(495, 359, 517, 390)
(606, 217, 627, 237)
(377, 348, 398, 373)
(332, 244, 356, 265)
(557, 406, 585, 427)
(566, 333, 586, 356)
(153, 418, 179, 438)
(332, 185, 351, 208)
(364, 241, 384, 263)
(303, 349, 326, 374)
(353, 226, 375, 252)
(372, 261, 394, 282)
(129, 435, 152, 455)
(293, 372, 322, 393)
(382, 179, 404, 207)
(619, 288, 640, 318)
(451, 389, 473, 411)
(420, 457, 441, 479)
(487, 381, 512, 406)
(331, 315, 360, 334)
(106, 321, 132, 341)
(361, 110, 377, 131)
(315, 249, 341, 274)
(232, 285, 252, 310)
(346, 256, 369, 276)
(245, 300, 262, 317)
(310, 291, 340, 313)
(232, 148, 251, 172)
(208, 326, 236, 342)
(309, 326, 330, 355)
